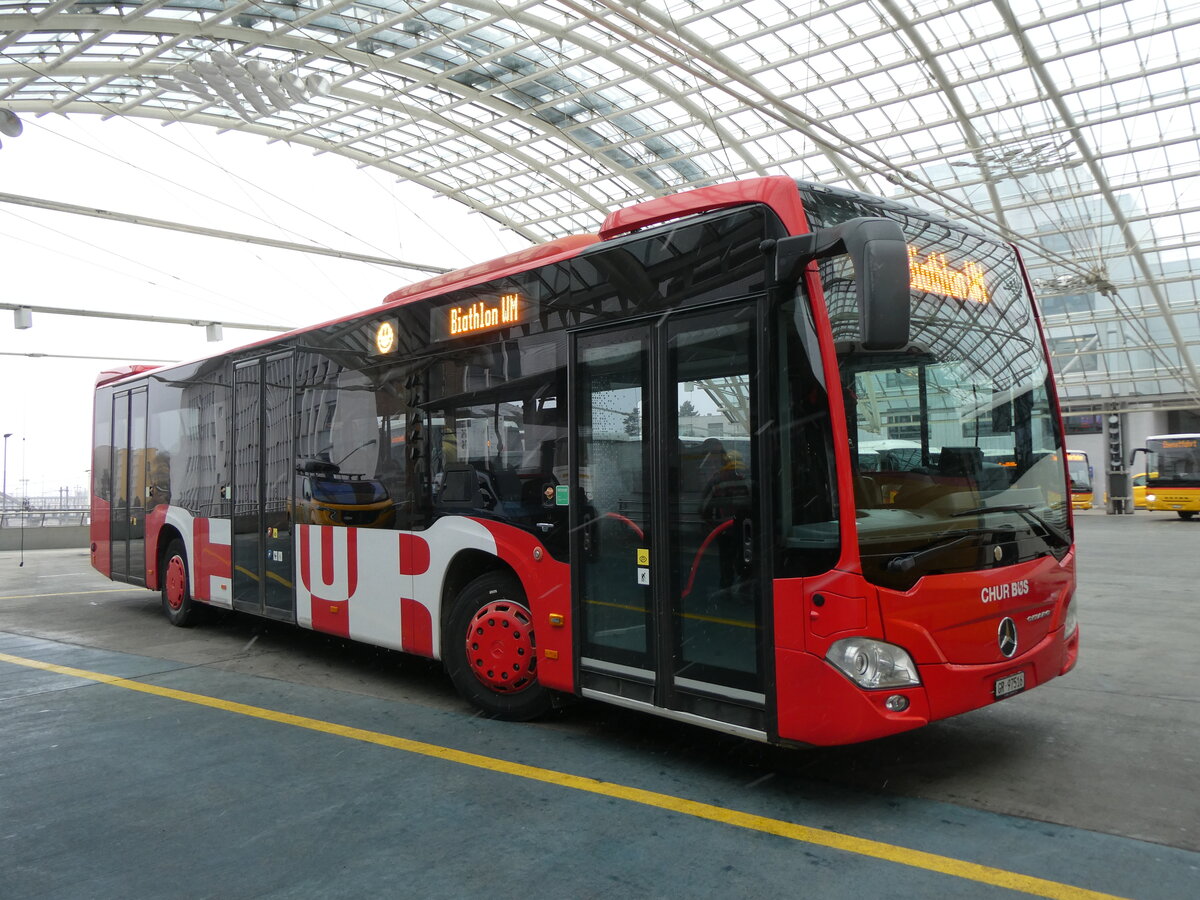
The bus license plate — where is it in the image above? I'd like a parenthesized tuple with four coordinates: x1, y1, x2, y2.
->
(994, 671, 1025, 700)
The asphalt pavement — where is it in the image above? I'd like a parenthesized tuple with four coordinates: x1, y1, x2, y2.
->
(1, 510, 1197, 898)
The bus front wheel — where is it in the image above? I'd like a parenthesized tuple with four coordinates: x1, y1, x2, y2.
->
(1179, 511, 1196, 520)
(161, 539, 199, 627)
(445, 571, 552, 721)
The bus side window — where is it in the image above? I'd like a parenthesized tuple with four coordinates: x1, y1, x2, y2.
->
(424, 335, 569, 551)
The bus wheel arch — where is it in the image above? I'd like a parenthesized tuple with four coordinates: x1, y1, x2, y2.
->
(160, 536, 199, 627)
(441, 556, 552, 720)
(150, 524, 187, 593)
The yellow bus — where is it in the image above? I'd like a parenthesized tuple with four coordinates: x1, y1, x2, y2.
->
(1066, 450, 1094, 510)
(1133, 434, 1200, 520)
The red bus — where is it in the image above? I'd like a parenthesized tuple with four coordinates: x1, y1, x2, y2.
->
(90, 177, 1079, 746)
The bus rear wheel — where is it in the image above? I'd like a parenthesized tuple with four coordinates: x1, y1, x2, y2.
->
(445, 571, 551, 721)
(161, 539, 199, 627)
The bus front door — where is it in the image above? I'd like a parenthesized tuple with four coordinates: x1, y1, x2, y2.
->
(230, 353, 295, 621)
(573, 304, 767, 737)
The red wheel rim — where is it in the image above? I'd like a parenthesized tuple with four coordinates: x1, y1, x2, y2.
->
(464, 600, 537, 693)
(165, 555, 187, 611)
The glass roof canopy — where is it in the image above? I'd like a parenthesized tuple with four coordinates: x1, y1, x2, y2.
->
(1, 0, 1198, 415)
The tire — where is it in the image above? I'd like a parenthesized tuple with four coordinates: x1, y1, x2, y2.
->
(444, 571, 551, 721)
(1178, 511, 1196, 520)
(161, 539, 199, 627)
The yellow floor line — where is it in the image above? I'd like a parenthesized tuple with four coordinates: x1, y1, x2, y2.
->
(0, 649, 1125, 900)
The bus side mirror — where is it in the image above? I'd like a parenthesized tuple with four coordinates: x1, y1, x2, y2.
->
(769, 217, 910, 351)
(1129, 447, 1147, 467)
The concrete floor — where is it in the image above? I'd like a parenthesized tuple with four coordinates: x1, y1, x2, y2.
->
(1, 511, 1197, 898)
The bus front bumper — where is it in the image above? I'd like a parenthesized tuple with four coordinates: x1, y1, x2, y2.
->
(775, 624, 1078, 747)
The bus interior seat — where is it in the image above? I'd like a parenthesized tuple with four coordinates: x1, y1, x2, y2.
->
(438, 465, 475, 504)
(853, 475, 883, 508)
(938, 446, 984, 483)
(492, 468, 523, 505)
(438, 463, 498, 510)
(678, 442, 712, 494)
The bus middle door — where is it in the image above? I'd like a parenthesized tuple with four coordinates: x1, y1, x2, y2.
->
(110, 387, 148, 586)
(230, 353, 295, 620)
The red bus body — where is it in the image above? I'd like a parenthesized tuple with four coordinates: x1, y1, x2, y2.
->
(91, 177, 1078, 746)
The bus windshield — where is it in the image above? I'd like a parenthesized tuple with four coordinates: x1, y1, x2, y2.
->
(1146, 436, 1200, 486)
(799, 183, 1071, 589)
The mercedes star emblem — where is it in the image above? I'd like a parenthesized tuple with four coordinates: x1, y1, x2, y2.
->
(998, 617, 1019, 658)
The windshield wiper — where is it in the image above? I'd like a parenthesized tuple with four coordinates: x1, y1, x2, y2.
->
(951, 503, 1071, 549)
(884, 528, 998, 573)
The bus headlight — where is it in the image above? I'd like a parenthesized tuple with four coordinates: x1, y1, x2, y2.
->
(1145, 493, 1157, 503)
(826, 638, 920, 689)
(1062, 599, 1078, 637)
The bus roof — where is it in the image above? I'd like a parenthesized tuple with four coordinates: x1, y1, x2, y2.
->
(95, 364, 160, 387)
(382, 234, 598, 306)
(599, 175, 807, 239)
(383, 176, 811, 306)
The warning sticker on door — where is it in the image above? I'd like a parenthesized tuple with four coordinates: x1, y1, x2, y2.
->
(637, 548, 649, 566)
(637, 567, 650, 585)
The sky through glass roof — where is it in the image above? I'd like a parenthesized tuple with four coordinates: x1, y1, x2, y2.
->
(1, 0, 1199, 414)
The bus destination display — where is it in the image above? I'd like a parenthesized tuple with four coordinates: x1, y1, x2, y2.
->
(448, 292, 522, 336)
(908, 245, 989, 304)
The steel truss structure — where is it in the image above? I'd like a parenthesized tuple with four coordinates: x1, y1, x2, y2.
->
(1, 0, 1198, 416)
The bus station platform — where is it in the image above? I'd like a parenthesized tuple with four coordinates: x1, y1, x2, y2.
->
(1, 511, 1197, 899)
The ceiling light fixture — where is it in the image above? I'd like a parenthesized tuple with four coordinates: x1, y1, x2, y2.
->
(0, 108, 23, 150)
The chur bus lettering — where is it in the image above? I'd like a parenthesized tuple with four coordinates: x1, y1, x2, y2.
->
(981, 579, 1031, 604)
(90, 176, 1079, 748)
